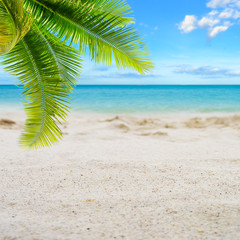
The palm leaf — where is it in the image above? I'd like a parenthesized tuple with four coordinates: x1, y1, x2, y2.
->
(2, 24, 82, 149)
(0, 0, 32, 54)
(79, 0, 134, 26)
(25, 0, 153, 74)
(0, 2, 15, 54)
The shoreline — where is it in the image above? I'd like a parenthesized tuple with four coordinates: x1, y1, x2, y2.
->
(2, 107, 240, 116)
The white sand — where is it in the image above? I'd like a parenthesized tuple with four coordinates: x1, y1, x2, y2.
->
(0, 112, 240, 239)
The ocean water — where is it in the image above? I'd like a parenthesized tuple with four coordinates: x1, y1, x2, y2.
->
(0, 85, 240, 113)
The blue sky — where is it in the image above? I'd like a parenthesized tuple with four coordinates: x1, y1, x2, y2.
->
(1, 0, 240, 85)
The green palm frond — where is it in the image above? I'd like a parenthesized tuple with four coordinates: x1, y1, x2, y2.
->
(0, 0, 32, 54)
(25, 0, 153, 74)
(0, 2, 15, 53)
(0, 0, 153, 149)
(81, 0, 134, 26)
(2, 24, 82, 149)
(28, 0, 134, 26)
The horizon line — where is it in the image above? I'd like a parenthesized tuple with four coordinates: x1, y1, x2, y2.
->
(1, 84, 240, 86)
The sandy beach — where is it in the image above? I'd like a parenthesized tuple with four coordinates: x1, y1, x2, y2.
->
(0, 111, 240, 239)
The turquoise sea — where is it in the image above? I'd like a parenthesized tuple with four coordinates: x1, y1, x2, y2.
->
(0, 85, 240, 113)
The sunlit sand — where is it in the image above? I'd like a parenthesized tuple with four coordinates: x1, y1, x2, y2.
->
(1, 112, 239, 239)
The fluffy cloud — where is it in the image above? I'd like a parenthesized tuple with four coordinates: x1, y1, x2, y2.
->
(207, 0, 236, 8)
(178, 15, 197, 33)
(208, 21, 232, 37)
(198, 17, 219, 28)
(179, 0, 240, 37)
(208, 10, 219, 15)
(218, 7, 240, 18)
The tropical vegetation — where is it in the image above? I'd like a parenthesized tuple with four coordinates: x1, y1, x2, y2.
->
(0, 0, 153, 149)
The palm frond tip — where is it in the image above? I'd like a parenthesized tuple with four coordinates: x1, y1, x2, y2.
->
(3, 25, 82, 149)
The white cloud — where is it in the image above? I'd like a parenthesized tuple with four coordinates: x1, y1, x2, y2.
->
(208, 25, 229, 37)
(198, 17, 220, 27)
(178, 15, 197, 33)
(207, 0, 236, 8)
(179, 0, 240, 38)
(218, 8, 234, 18)
(217, 7, 240, 18)
(208, 10, 219, 15)
(208, 21, 232, 37)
